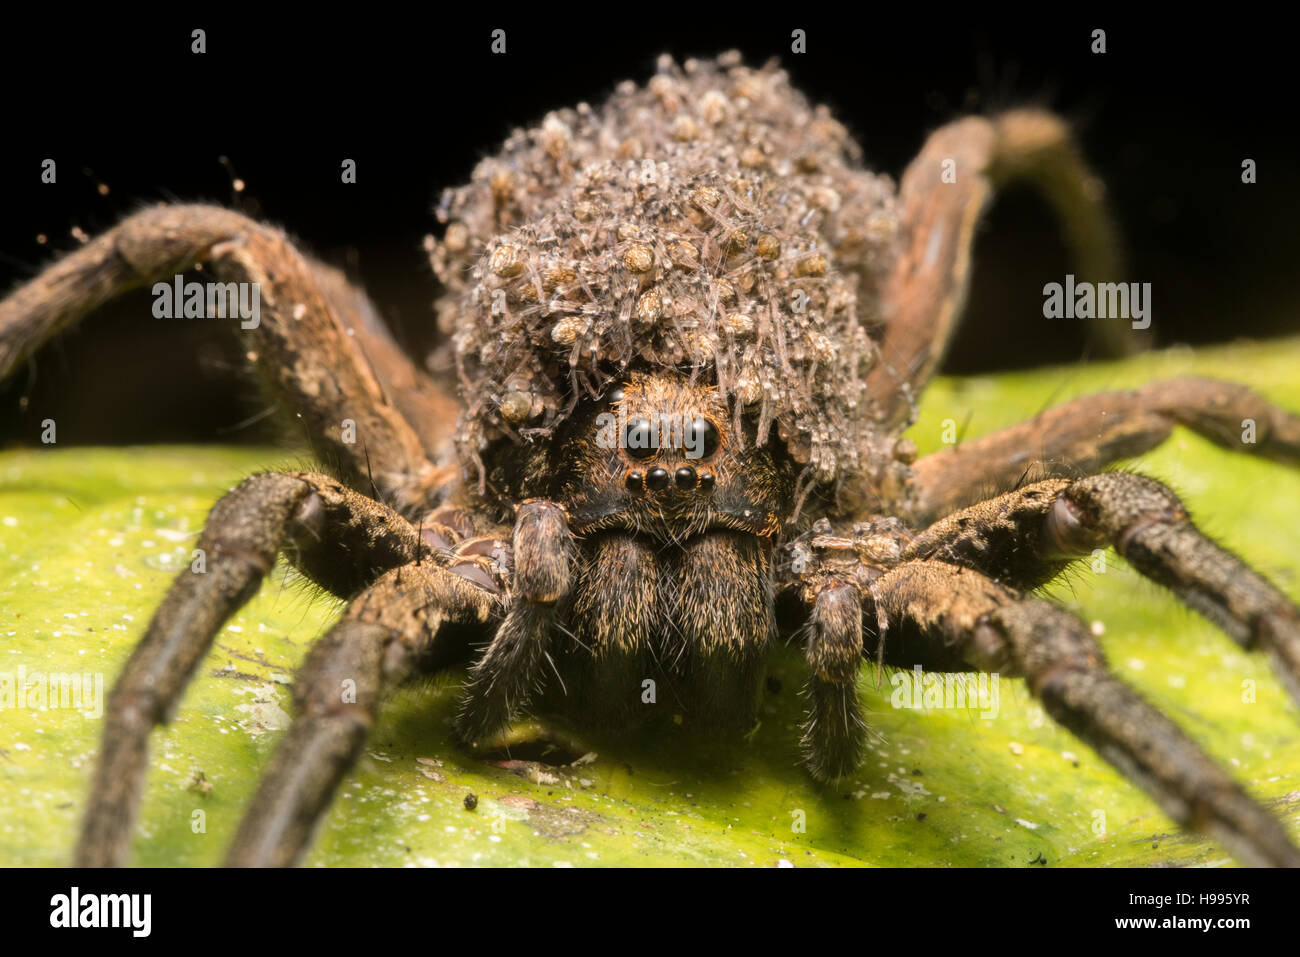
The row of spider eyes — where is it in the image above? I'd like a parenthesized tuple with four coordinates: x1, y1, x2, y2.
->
(606, 386, 722, 464)
(625, 464, 715, 493)
(620, 415, 721, 460)
(619, 418, 720, 494)
(605, 388, 721, 493)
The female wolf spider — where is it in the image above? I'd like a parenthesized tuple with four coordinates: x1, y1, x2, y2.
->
(3, 54, 1299, 867)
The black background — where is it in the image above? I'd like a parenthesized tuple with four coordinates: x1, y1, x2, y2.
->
(1, 864, 1288, 939)
(2, 11, 1295, 446)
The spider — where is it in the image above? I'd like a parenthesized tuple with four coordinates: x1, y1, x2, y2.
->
(3, 52, 1299, 868)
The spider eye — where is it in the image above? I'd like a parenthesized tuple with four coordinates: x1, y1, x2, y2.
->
(624, 416, 657, 459)
(684, 417, 720, 460)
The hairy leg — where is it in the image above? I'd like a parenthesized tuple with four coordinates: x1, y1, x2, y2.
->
(869, 560, 1300, 867)
(0, 204, 454, 510)
(226, 561, 494, 866)
(869, 109, 1141, 428)
(907, 377, 1300, 523)
(904, 473, 1300, 705)
(455, 499, 574, 744)
(78, 470, 496, 867)
(800, 581, 868, 780)
(778, 518, 915, 776)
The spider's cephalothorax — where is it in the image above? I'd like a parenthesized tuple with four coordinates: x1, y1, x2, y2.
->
(508, 370, 796, 734)
(5, 52, 1300, 867)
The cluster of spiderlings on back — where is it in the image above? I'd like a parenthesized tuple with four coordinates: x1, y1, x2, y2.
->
(426, 52, 900, 496)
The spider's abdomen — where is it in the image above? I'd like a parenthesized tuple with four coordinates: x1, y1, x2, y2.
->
(428, 52, 902, 494)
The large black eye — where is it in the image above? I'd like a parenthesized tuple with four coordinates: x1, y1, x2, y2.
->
(624, 415, 657, 459)
(683, 417, 720, 460)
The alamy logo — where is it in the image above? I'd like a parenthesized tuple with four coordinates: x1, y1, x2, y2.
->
(1042, 274, 1151, 330)
(49, 887, 151, 937)
(152, 275, 261, 329)
(890, 665, 999, 719)
(0, 666, 103, 718)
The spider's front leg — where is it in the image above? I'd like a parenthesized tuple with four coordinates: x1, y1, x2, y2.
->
(454, 499, 575, 744)
(905, 473, 1300, 707)
(78, 470, 498, 867)
(873, 561, 1300, 867)
(226, 560, 496, 866)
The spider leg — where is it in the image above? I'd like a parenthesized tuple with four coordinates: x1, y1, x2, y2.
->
(77, 470, 496, 867)
(870, 109, 1142, 428)
(454, 499, 574, 744)
(779, 521, 916, 776)
(907, 377, 1300, 523)
(908, 472, 1300, 710)
(225, 561, 493, 866)
(800, 581, 868, 781)
(0, 204, 455, 510)
(870, 560, 1300, 867)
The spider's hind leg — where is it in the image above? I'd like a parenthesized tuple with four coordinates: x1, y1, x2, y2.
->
(870, 109, 1142, 428)
(908, 377, 1300, 523)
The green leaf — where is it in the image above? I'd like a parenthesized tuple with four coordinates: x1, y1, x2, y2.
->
(2, 338, 1299, 867)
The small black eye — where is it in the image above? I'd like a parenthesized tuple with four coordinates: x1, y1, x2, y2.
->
(684, 417, 720, 460)
(624, 416, 657, 459)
